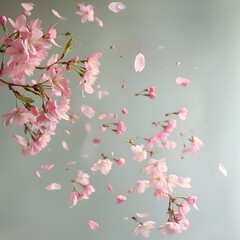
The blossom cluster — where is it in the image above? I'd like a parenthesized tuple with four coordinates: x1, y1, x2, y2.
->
(0, 4, 101, 155)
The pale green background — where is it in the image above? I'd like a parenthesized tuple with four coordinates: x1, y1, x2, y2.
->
(0, 0, 240, 239)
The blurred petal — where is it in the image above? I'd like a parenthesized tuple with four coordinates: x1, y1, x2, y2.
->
(108, 183, 114, 191)
(81, 104, 95, 118)
(35, 170, 41, 179)
(46, 183, 61, 191)
(42, 164, 54, 171)
(117, 195, 127, 204)
(176, 77, 190, 87)
(135, 212, 150, 218)
(62, 141, 69, 151)
(95, 17, 104, 27)
(218, 163, 228, 176)
(88, 220, 99, 231)
(51, 9, 66, 20)
(108, 2, 126, 13)
(134, 53, 145, 72)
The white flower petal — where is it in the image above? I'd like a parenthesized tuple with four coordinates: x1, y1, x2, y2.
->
(218, 163, 228, 176)
(134, 53, 145, 72)
(108, 2, 126, 13)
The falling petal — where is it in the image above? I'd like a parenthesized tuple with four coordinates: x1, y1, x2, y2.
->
(123, 217, 128, 221)
(67, 161, 77, 165)
(108, 2, 126, 13)
(81, 104, 95, 118)
(88, 220, 99, 231)
(116, 195, 127, 204)
(59, 129, 70, 135)
(46, 183, 61, 191)
(62, 141, 69, 151)
(134, 53, 145, 72)
(108, 183, 113, 191)
(81, 153, 90, 159)
(98, 113, 118, 120)
(136, 212, 150, 218)
(218, 163, 228, 176)
(51, 9, 66, 20)
(98, 90, 109, 99)
(122, 107, 128, 114)
(35, 170, 41, 179)
(93, 138, 101, 144)
(21, 3, 35, 11)
(176, 77, 190, 87)
(42, 164, 54, 171)
(95, 17, 104, 27)
(85, 123, 92, 133)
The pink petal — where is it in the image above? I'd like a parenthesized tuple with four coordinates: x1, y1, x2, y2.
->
(62, 141, 69, 151)
(95, 17, 104, 27)
(81, 104, 95, 118)
(98, 113, 118, 120)
(21, 3, 35, 11)
(88, 220, 99, 231)
(85, 123, 92, 133)
(70, 195, 78, 208)
(134, 53, 145, 72)
(135, 212, 150, 218)
(35, 170, 42, 179)
(116, 195, 127, 204)
(59, 129, 70, 135)
(108, 183, 114, 191)
(51, 9, 66, 20)
(67, 161, 77, 165)
(42, 164, 54, 171)
(46, 183, 61, 191)
(93, 138, 101, 144)
(176, 77, 190, 87)
(122, 107, 128, 114)
(98, 90, 109, 99)
(218, 163, 228, 176)
(108, 2, 126, 13)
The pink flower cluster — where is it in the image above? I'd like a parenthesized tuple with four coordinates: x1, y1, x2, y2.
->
(68, 170, 95, 208)
(0, 7, 101, 155)
(135, 86, 158, 99)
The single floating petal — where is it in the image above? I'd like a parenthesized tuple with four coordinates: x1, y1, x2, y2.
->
(51, 9, 66, 20)
(135, 212, 150, 218)
(218, 163, 228, 176)
(95, 17, 103, 27)
(116, 195, 127, 204)
(35, 170, 41, 179)
(21, 3, 35, 11)
(62, 141, 69, 151)
(42, 164, 54, 171)
(134, 53, 145, 72)
(108, 2, 126, 13)
(46, 183, 61, 191)
(176, 77, 190, 87)
(81, 104, 95, 118)
(88, 220, 99, 231)
(108, 183, 113, 191)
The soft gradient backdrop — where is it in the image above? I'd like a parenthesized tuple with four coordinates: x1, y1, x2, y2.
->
(1, 0, 240, 239)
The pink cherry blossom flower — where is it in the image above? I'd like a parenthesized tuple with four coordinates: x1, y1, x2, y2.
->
(145, 158, 168, 175)
(85, 52, 102, 76)
(51, 9, 66, 20)
(76, 4, 94, 23)
(166, 174, 179, 193)
(177, 107, 188, 120)
(6, 39, 29, 63)
(154, 188, 166, 201)
(91, 158, 113, 175)
(134, 221, 156, 238)
(76, 171, 90, 186)
(131, 145, 147, 162)
(116, 120, 126, 134)
(108, 2, 126, 13)
(116, 195, 127, 204)
(176, 77, 190, 87)
(45, 183, 61, 191)
(81, 104, 95, 118)
(88, 220, 99, 231)
(44, 25, 61, 47)
(129, 180, 150, 193)
(218, 163, 228, 176)
(177, 176, 191, 188)
(187, 196, 199, 210)
(134, 53, 145, 72)
(3, 107, 35, 127)
(158, 221, 182, 234)
(191, 136, 204, 152)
